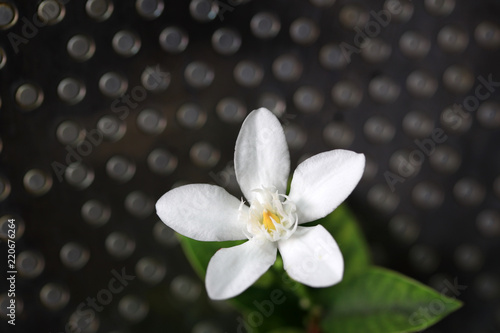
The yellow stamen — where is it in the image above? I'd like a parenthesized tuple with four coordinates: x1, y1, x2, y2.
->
(262, 210, 281, 231)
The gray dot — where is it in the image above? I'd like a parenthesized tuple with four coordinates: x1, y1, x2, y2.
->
(56, 121, 85, 146)
(85, 0, 113, 21)
(16, 251, 45, 278)
(23, 169, 52, 195)
(412, 181, 444, 209)
(105, 232, 135, 259)
(118, 295, 149, 322)
(361, 38, 392, 63)
(159, 26, 188, 53)
(81, 200, 110, 226)
(331, 80, 363, 108)
(177, 103, 207, 129)
(190, 142, 220, 168)
(0, 3, 17, 28)
(364, 116, 395, 143)
(453, 178, 485, 206)
(272, 54, 302, 82)
(97, 115, 126, 141)
(409, 244, 439, 273)
(37, 0, 65, 25)
(136, 0, 164, 19)
(368, 76, 400, 103)
(474, 274, 500, 300)
(476, 210, 500, 237)
(323, 122, 354, 148)
(475, 21, 500, 49)
(429, 145, 461, 174)
(65, 163, 94, 189)
(147, 149, 178, 175)
(0, 214, 24, 241)
(339, 4, 369, 29)
(135, 257, 166, 285)
(233, 61, 263, 87)
(310, 0, 335, 7)
(389, 149, 421, 178)
(319, 43, 348, 70)
(384, 0, 414, 23)
(99, 72, 127, 97)
(477, 101, 500, 128)
(406, 70, 438, 98)
(367, 184, 400, 213)
(290, 18, 319, 45)
(443, 65, 474, 94)
(112, 30, 141, 57)
(60, 242, 89, 270)
(284, 124, 307, 150)
(57, 78, 86, 104)
(438, 25, 469, 53)
(257, 93, 286, 117)
(141, 66, 170, 92)
(216, 97, 247, 123)
(106, 156, 136, 182)
(424, 0, 455, 16)
(40, 283, 70, 310)
(67, 35, 95, 61)
(185, 61, 214, 88)
(250, 12, 280, 39)
(137, 108, 166, 134)
(15, 83, 44, 110)
(153, 221, 179, 246)
(388, 215, 420, 244)
(440, 105, 472, 134)
(399, 31, 430, 59)
(0, 293, 23, 318)
(170, 275, 201, 302)
(189, 0, 218, 22)
(212, 28, 241, 55)
(125, 191, 153, 218)
(17, 251, 45, 278)
(402, 111, 435, 138)
(293, 86, 324, 113)
(454, 244, 483, 271)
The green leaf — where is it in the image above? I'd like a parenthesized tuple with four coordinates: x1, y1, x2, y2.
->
(321, 267, 463, 333)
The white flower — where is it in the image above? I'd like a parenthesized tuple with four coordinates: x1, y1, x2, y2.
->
(156, 108, 365, 300)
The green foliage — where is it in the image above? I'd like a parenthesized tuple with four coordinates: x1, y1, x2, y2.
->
(178, 205, 462, 333)
(321, 267, 462, 333)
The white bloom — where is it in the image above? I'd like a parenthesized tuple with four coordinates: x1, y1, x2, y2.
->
(156, 108, 365, 300)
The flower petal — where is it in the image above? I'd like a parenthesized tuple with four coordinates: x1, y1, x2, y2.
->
(288, 150, 365, 224)
(206, 238, 277, 300)
(278, 225, 343, 287)
(156, 184, 247, 241)
(234, 108, 290, 202)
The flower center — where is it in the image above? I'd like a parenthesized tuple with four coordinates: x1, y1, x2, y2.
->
(262, 209, 281, 231)
(239, 187, 298, 242)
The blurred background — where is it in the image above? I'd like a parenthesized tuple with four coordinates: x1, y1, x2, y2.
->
(0, 0, 499, 332)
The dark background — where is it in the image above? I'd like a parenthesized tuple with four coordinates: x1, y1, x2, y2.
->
(0, 0, 499, 332)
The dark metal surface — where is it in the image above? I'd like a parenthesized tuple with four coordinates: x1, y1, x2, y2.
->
(0, 0, 500, 332)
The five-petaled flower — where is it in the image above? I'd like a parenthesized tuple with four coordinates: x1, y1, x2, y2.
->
(156, 108, 365, 300)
